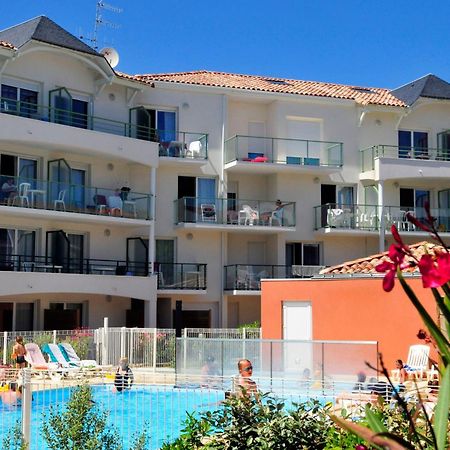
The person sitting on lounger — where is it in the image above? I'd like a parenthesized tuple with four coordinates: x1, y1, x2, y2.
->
(114, 357, 133, 392)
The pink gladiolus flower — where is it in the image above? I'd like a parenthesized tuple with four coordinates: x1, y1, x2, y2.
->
(375, 243, 408, 292)
(418, 253, 450, 288)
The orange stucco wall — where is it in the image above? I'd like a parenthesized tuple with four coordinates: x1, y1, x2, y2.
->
(261, 277, 438, 371)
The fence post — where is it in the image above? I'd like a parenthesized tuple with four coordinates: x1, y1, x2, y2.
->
(120, 327, 126, 358)
(152, 328, 157, 372)
(242, 327, 246, 359)
(103, 317, 109, 366)
(2, 331, 7, 365)
(129, 328, 134, 365)
(21, 368, 32, 445)
(52, 330, 57, 345)
(183, 328, 187, 372)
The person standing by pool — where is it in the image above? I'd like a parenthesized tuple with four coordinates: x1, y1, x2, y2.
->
(233, 358, 258, 398)
(11, 336, 27, 369)
(114, 357, 134, 392)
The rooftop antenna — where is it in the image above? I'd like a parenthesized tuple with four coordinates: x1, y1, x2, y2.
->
(88, 1, 123, 50)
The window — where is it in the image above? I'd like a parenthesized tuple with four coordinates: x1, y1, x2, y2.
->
(131, 107, 176, 143)
(400, 188, 430, 221)
(49, 88, 89, 129)
(286, 243, 321, 266)
(1, 84, 38, 117)
(398, 130, 428, 158)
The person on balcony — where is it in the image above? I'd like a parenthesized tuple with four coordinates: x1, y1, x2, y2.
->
(1, 178, 18, 204)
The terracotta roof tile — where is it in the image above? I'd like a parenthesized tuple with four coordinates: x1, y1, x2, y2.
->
(0, 40, 15, 50)
(121, 70, 406, 107)
(320, 241, 446, 275)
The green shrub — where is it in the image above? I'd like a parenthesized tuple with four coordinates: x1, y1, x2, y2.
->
(42, 384, 148, 450)
(2, 423, 28, 450)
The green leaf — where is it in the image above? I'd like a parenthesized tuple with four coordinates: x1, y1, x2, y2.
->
(364, 405, 388, 434)
(431, 288, 450, 328)
(433, 364, 450, 450)
(398, 271, 450, 364)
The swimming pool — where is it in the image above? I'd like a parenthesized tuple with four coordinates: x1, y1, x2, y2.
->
(0, 384, 225, 450)
(0, 381, 343, 449)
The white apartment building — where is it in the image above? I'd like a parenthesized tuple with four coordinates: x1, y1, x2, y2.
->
(0, 17, 449, 331)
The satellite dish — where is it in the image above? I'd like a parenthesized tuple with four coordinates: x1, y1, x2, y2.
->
(100, 47, 119, 68)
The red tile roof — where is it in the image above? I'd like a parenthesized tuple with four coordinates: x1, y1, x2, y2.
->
(320, 241, 446, 275)
(121, 70, 406, 107)
(0, 40, 15, 50)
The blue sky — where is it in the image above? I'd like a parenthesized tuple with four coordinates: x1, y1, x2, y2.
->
(1, 1, 448, 88)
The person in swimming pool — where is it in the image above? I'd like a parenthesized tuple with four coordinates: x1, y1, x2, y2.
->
(233, 358, 258, 399)
(114, 357, 134, 392)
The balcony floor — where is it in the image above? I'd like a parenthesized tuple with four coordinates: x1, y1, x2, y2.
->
(175, 222, 295, 233)
(0, 204, 151, 227)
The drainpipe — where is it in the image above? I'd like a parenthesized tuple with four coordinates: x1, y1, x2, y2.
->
(149, 167, 156, 273)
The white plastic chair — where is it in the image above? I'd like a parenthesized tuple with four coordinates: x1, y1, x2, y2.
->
(186, 140, 202, 158)
(12, 182, 30, 207)
(392, 344, 430, 381)
(239, 205, 259, 225)
(53, 190, 66, 211)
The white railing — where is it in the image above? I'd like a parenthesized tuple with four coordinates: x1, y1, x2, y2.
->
(0, 368, 415, 450)
(1, 326, 261, 369)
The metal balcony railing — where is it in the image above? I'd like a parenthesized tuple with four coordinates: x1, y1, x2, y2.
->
(0, 254, 151, 276)
(0, 97, 208, 155)
(0, 174, 152, 220)
(224, 264, 324, 290)
(174, 197, 296, 227)
(224, 135, 343, 167)
(314, 203, 450, 232)
(360, 145, 450, 171)
(154, 262, 207, 290)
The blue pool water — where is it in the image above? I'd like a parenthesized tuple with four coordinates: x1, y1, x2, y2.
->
(0, 384, 225, 450)
(0, 382, 340, 449)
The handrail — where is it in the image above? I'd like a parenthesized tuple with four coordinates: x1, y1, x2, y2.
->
(173, 197, 296, 227)
(0, 254, 152, 276)
(0, 173, 153, 220)
(360, 144, 450, 171)
(224, 134, 343, 166)
(154, 262, 207, 290)
(0, 97, 208, 151)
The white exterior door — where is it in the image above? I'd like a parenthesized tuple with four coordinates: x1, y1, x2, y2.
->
(282, 301, 313, 374)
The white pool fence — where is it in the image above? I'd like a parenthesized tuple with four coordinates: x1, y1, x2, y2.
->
(0, 368, 400, 450)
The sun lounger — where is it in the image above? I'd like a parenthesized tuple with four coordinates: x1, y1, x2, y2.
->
(58, 342, 99, 369)
(41, 343, 82, 377)
(24, 343, 65, 379)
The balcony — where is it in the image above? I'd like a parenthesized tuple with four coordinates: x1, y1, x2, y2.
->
(174, 198, 296, 232)
(0, 254, 151, 275)
(0, 175, 152, 222)
(360, 145, 450, 181)
(155, 262, 207, 291)
(224, 135, 343, 174)
(0, 255, 156, 300)
(224, 264, 324, 292)
(0, 98, 158, 166)
(313, 203, 450, 235)
(156, 131, 208, 166)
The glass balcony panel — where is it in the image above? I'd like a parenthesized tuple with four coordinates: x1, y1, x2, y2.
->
(155, 263, 206, 289)
(225, 135, 343, 167)
(224, 264, 324, 290)
(360, 145, 450, 171)
(0, 97, 207, 151)
(0, 174, 152, 220)
(0, 254, 150, 276)
(174, 197, 295, 227)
